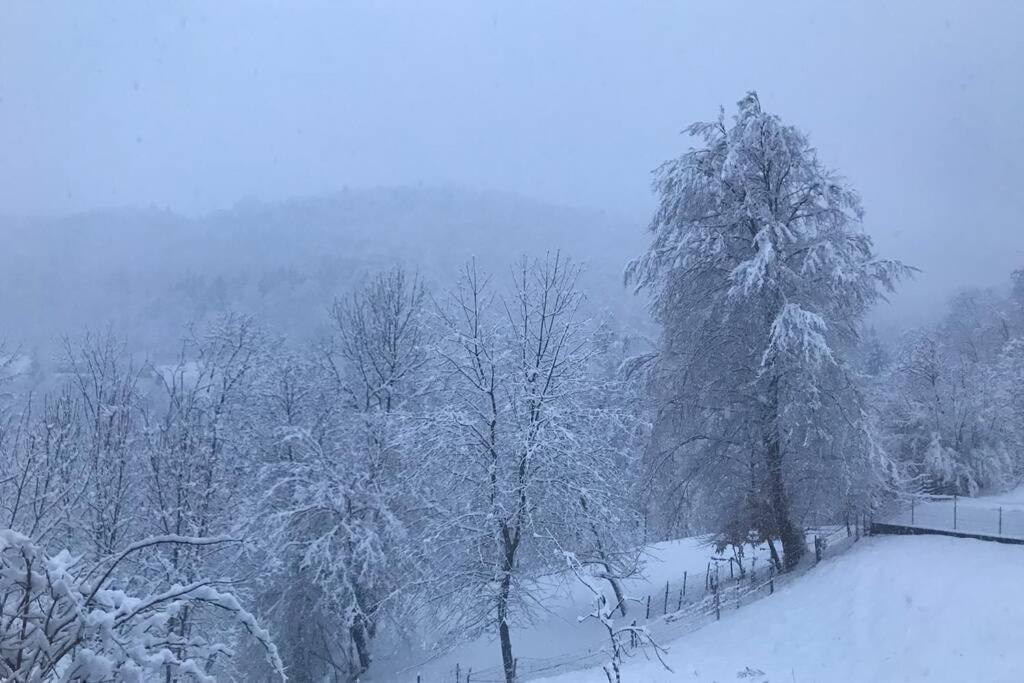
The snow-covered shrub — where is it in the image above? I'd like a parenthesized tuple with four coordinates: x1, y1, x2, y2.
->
(0, 530, 284, 682)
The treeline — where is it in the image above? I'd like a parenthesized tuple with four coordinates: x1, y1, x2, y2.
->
(869, 271, 1024, 495)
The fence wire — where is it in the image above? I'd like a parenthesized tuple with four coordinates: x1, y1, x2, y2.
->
(877, 493, 1024, 540)
(409, 524, 858, 683)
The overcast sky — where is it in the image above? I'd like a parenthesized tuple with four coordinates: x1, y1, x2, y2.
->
(2, 1, 1023, 323)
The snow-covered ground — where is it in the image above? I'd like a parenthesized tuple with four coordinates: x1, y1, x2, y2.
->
(978, 483, 1024, 505)
(372, 530, 1023, 682)
(883, 485, 1024, 539)
(369, 536, 748, 682)
(541, 535, 1024, 683)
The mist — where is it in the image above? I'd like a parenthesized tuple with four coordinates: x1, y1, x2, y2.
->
(3, 1, 1024, 330)
(2, 4, 1024, 683)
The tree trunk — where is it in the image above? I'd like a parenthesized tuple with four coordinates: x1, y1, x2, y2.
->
(764, 380, 804, 571)
(581, 497, 627, 617)
(607, 576, 627, 618)
(349, 612, 373, 677)
(497, 573, 516, 683)
(766, 435, 803, 570)
(766, 537, 782, 572)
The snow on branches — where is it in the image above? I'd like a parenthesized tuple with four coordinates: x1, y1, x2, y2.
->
(628, 91, 911, 567)
(0, 530, 284, 682)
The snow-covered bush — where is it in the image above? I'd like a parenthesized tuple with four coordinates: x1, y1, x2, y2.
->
(0, 531, 284, 682)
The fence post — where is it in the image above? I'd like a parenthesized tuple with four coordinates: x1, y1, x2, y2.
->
(769, 566, 775, 595)
(729, 558, 734, 580)
(467, 668, 472, 683)
(910, 498, 915, 525)
(814, 535, 821, 564)
(677, 588, 683, 611)
(954, 494, 958, 530)
(999, 507, 1003, 535)
(455, 662, 460, 683)
(663, 581, 669, 614)
(683, 570, 687, 596)
(645, 594, 651, 619)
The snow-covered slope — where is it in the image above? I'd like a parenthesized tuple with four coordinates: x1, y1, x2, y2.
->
(978, 484, 1024, 505)
(542, 536, 1024, 683)
(369, 536, 734, 682)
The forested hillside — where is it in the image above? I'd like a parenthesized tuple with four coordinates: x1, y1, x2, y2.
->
(0, 188, 645, 359)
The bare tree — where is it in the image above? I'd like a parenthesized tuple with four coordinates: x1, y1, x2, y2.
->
(141, 314, 264, 680)
(564, 552, 671, 683)
(61, 330, 144, 559)
(420, 254, 640, 683)
(326, 266, 428, 416)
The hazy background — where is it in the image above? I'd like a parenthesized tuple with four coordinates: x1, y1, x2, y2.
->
(2, 0, 1023, 344)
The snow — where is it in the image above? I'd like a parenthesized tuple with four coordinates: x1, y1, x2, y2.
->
(539, 536, 1024, 683)
(978, 484, 1024, 505)
(884, 488, 1024, 539)
(369, 536, 744, 682)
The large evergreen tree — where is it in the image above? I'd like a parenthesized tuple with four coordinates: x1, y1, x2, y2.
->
(628, 92, 908, 569)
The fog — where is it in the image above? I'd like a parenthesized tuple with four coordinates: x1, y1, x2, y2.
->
(2, 1, 1024, 329)
(3, 5, 1024, 682)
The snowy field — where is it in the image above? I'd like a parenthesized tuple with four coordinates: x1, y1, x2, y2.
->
(540, 535, 1024, 683)
(883, 485, 1024, 539)
(369, 536, 750, 682)
(978, 484, 1024, 505)
(371, 534, 1024, 683)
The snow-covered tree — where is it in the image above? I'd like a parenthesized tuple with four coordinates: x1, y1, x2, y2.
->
(993, 337, 1024, 481)
(418, 255, 642, 682)
(881, 307, 1020, 495)
(564, 551, 670, 683)
(60, 331, 144, 561)
(0, 395, 83, 555)
(139, 314, 266, 678)
(627, 92, 908, 568)
(0, 530, 284, 682)
(250, 267, 428, 681)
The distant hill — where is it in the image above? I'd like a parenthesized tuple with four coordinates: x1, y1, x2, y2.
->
(0, 187, 650, 360)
